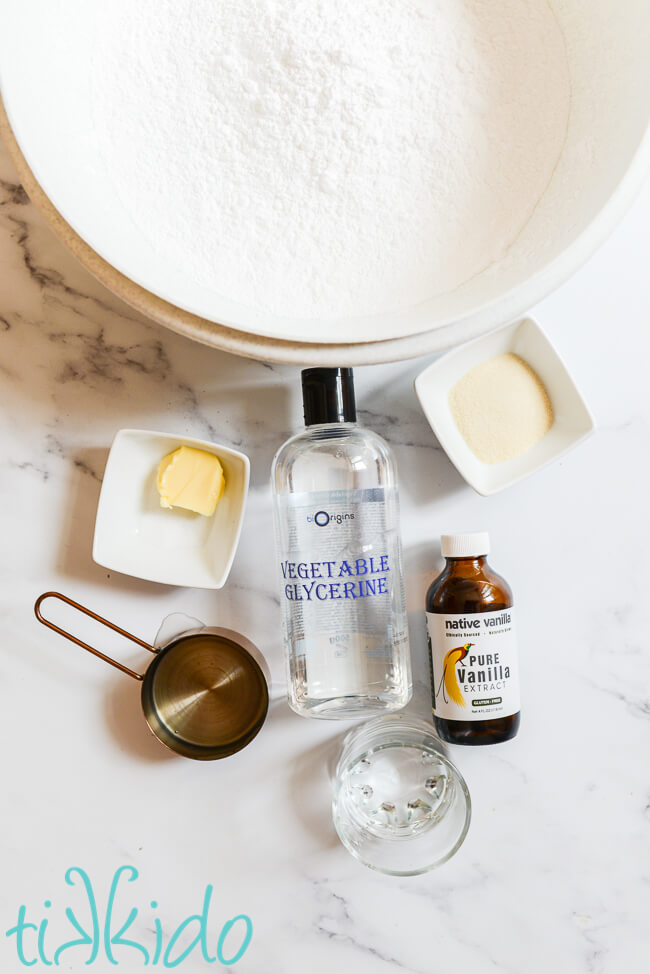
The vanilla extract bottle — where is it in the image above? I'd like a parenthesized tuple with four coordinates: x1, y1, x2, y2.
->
(271, 368, 412, 719)
(426, 533, 520, 745)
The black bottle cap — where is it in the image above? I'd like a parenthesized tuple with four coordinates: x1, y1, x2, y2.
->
(301, 368, 357, 426)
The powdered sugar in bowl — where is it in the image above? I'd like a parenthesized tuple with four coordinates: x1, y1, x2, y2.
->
(0, 0, 648, 359)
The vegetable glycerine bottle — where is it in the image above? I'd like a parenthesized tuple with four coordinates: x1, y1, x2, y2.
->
(271, 368, 412, 719)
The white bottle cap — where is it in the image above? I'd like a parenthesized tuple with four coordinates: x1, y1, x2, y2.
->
(441, 532, 490, 558)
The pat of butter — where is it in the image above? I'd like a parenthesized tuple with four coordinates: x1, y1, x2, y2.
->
(157, 446, 225, 516)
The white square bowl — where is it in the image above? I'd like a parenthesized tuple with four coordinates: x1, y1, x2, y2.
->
(93, 429, 250, 588)
(414, 317, 596, 496)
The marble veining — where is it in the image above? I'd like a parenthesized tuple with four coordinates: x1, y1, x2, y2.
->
(0, 133, 649, 973)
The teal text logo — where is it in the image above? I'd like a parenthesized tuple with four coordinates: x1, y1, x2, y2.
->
(5, 866, 252, 967)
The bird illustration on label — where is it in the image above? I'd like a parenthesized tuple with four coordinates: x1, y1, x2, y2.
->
(436, 642, 473, 708)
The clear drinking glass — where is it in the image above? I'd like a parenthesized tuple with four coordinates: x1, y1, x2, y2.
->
(332, 714, 471, 875)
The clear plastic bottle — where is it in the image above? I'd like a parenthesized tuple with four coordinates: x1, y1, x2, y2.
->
(271, 368, 412, 719)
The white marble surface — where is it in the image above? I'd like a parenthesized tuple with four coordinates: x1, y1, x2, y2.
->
(0, 133, 649, 972)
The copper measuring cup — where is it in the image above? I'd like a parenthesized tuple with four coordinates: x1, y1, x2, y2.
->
(34, 592, 269, 760)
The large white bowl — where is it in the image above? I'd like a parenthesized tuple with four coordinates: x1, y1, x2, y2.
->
(0, 0, 649, 361)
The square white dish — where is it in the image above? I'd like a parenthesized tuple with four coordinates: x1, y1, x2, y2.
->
(93, 429, 250, 588)
(414, 317, 596, 495)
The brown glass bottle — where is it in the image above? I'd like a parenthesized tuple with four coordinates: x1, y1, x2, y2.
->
(426, 533, 520, 746)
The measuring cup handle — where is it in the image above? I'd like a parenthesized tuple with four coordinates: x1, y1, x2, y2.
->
(34, 592, 158, 681)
